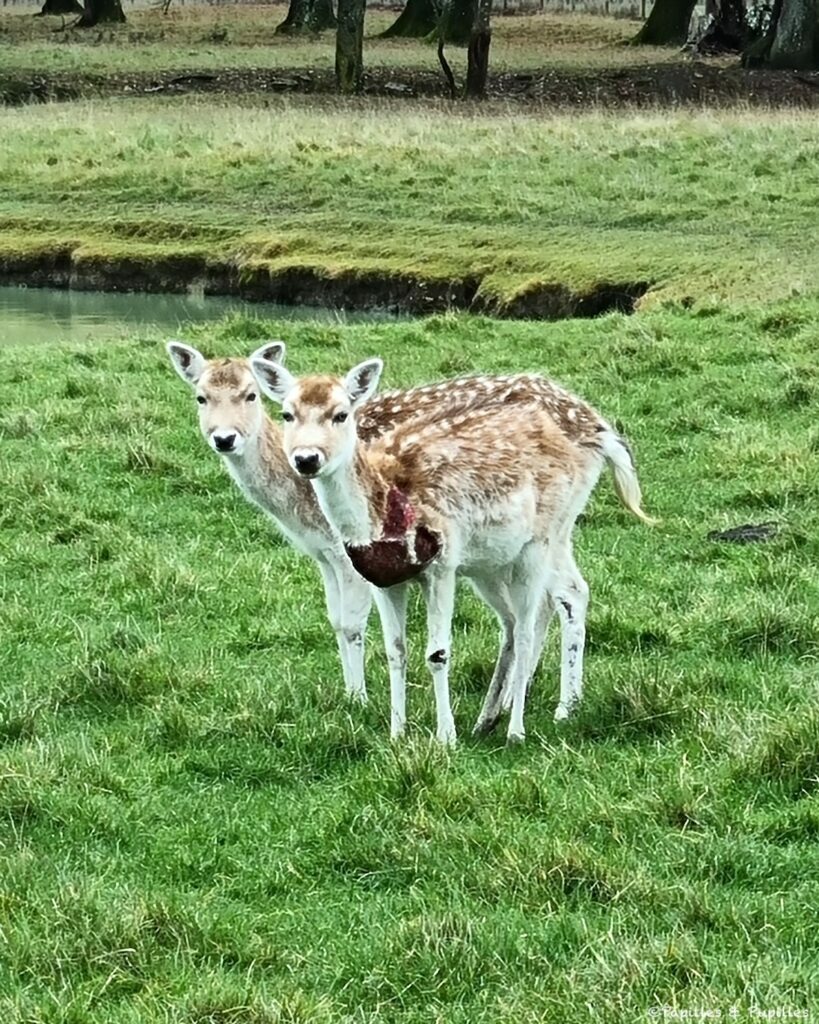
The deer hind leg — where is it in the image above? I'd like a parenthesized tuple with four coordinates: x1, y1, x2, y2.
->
(496, 592, 553, 717)
(469, 577, 516, 736)
(470, 580, 551, 735)
(419, 569, 457, 745)
(505, 546, 549, 744)
(549, 548, 589, 722)
(372, 583, 409, 740)
(318, 557, 371, 703)
(527, 592, 556, 697)
(499, 588, 555, 713)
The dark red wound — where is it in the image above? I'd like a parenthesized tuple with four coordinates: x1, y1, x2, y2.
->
(344, 486, 440, 587)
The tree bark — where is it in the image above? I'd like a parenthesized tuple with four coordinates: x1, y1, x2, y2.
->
(767, 0, 818, 66)
(437, 34, 457, 97)
(308, 0, 337, 31)
(276, 0, 308, 33)
(631, 0, 697, 44)
(335, 0, 365, 93)
(440, 0, 474, 45)
(35, 0, 82, 15)
(465, 0, 492, 98)
(690, 0, 748, 52)
(277, 0, 336, 34)
(380, 0, 436, 38)
(742, 0, 783, 63)
(76, 0, 125, 25)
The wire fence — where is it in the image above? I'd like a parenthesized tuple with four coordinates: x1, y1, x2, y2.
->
(2, 0, 654, 13)
(493, 0, 651, 16)
(1, 0, 658, 17)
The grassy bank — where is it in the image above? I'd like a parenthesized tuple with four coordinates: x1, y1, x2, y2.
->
(0, 8, 670, 76)
(2, 99, 819, 309)
(1, 306, 818, 1021)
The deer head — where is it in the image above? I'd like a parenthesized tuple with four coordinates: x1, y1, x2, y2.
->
(251, 356, 383, 478)
(167, 340, 286, 457)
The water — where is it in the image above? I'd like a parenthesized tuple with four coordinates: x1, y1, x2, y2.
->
(0, 286, 396, 347)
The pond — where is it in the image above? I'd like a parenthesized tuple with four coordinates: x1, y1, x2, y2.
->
(0, 285, 399, 347)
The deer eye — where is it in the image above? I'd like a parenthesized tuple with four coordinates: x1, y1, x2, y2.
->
(282, 411, 294, 423)
(333, 411, 348, 424)
(246, 393, 256, 403)
(196, 395, 206, 405)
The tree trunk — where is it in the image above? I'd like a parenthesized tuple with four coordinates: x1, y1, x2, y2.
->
(441, 0, 474, 45)
(631, 0, 697, 44)
(465, 0, 492, 98)
(742, 0, 783, 63)
(35, 0, 82, 15)
(335, 0, 365, 93)
(277, 0, 336, 34)
(767, 0, 818, 66)
(437, 34, 457, 97)
(276, 0, 308, 34)
(76, 0, 125, 25)
(690, 0, 748, 52)
(380, 0, 436, 38)
(308, 0, 337, 31)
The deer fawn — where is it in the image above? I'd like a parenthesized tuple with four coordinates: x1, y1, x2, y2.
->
(168, 341, 588, 725)
(251, 355, 651, 744)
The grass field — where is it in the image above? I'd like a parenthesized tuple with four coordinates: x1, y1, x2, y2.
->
(2, 304, 819, 1022)
(2, 100, 819, 309)
(0, 7, 673, 75)
(3, 10, 819, 1016)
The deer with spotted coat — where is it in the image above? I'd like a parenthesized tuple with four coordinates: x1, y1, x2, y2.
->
(168, 340, 579, 722)
(251, 355, 652, 744)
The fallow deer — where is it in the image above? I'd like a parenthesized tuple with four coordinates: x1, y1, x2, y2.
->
(168, 342, 582, 722)
(251, 355, 651, 744)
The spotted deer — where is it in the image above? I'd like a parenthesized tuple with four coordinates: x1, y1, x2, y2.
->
(251, 355, 651, 744)
(168, 341, 585, 720)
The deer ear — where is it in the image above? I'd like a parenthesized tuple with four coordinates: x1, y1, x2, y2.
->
(250, 340, 286, 366)
(345, 358, 383, 408)
(167, 341, 206, 385)
(251, 358, 296, 405)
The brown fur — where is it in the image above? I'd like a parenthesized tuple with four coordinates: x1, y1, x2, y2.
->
(357, 373, 607, 449)
(259, 357, 649, 742)
(295, 376, 340, 411)
(205, 359, 247, 389)
(349, 400, 588, 546)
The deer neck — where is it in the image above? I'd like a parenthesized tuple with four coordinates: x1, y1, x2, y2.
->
(221, 411, 303, 516)
(312, 446, 377, 548)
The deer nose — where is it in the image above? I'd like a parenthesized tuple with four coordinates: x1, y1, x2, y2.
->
(294, 452, 321, 477)
(213, 432, 237, 453)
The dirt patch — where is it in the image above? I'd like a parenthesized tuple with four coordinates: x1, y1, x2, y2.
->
(4, 62, 819, 107)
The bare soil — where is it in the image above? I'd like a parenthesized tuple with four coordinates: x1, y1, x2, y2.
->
(4, 60, 819, 106)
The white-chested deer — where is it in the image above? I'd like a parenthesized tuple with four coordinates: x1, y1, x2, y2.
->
(168, 340, 375, 702)
(251, 355, 652, 744)
(168, 341, 591, 723)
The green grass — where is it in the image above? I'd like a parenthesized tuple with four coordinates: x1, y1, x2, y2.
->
(1, 99, 819, 308)
(0, 7, 673, 75)
(1, 305, 819, 1021)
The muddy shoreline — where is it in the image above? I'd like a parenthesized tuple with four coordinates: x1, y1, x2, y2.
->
(0, 245, 649, 319)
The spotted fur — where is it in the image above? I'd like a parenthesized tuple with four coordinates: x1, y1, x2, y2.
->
(253, 355, 651, 745)
(172, 341, 623, 716)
